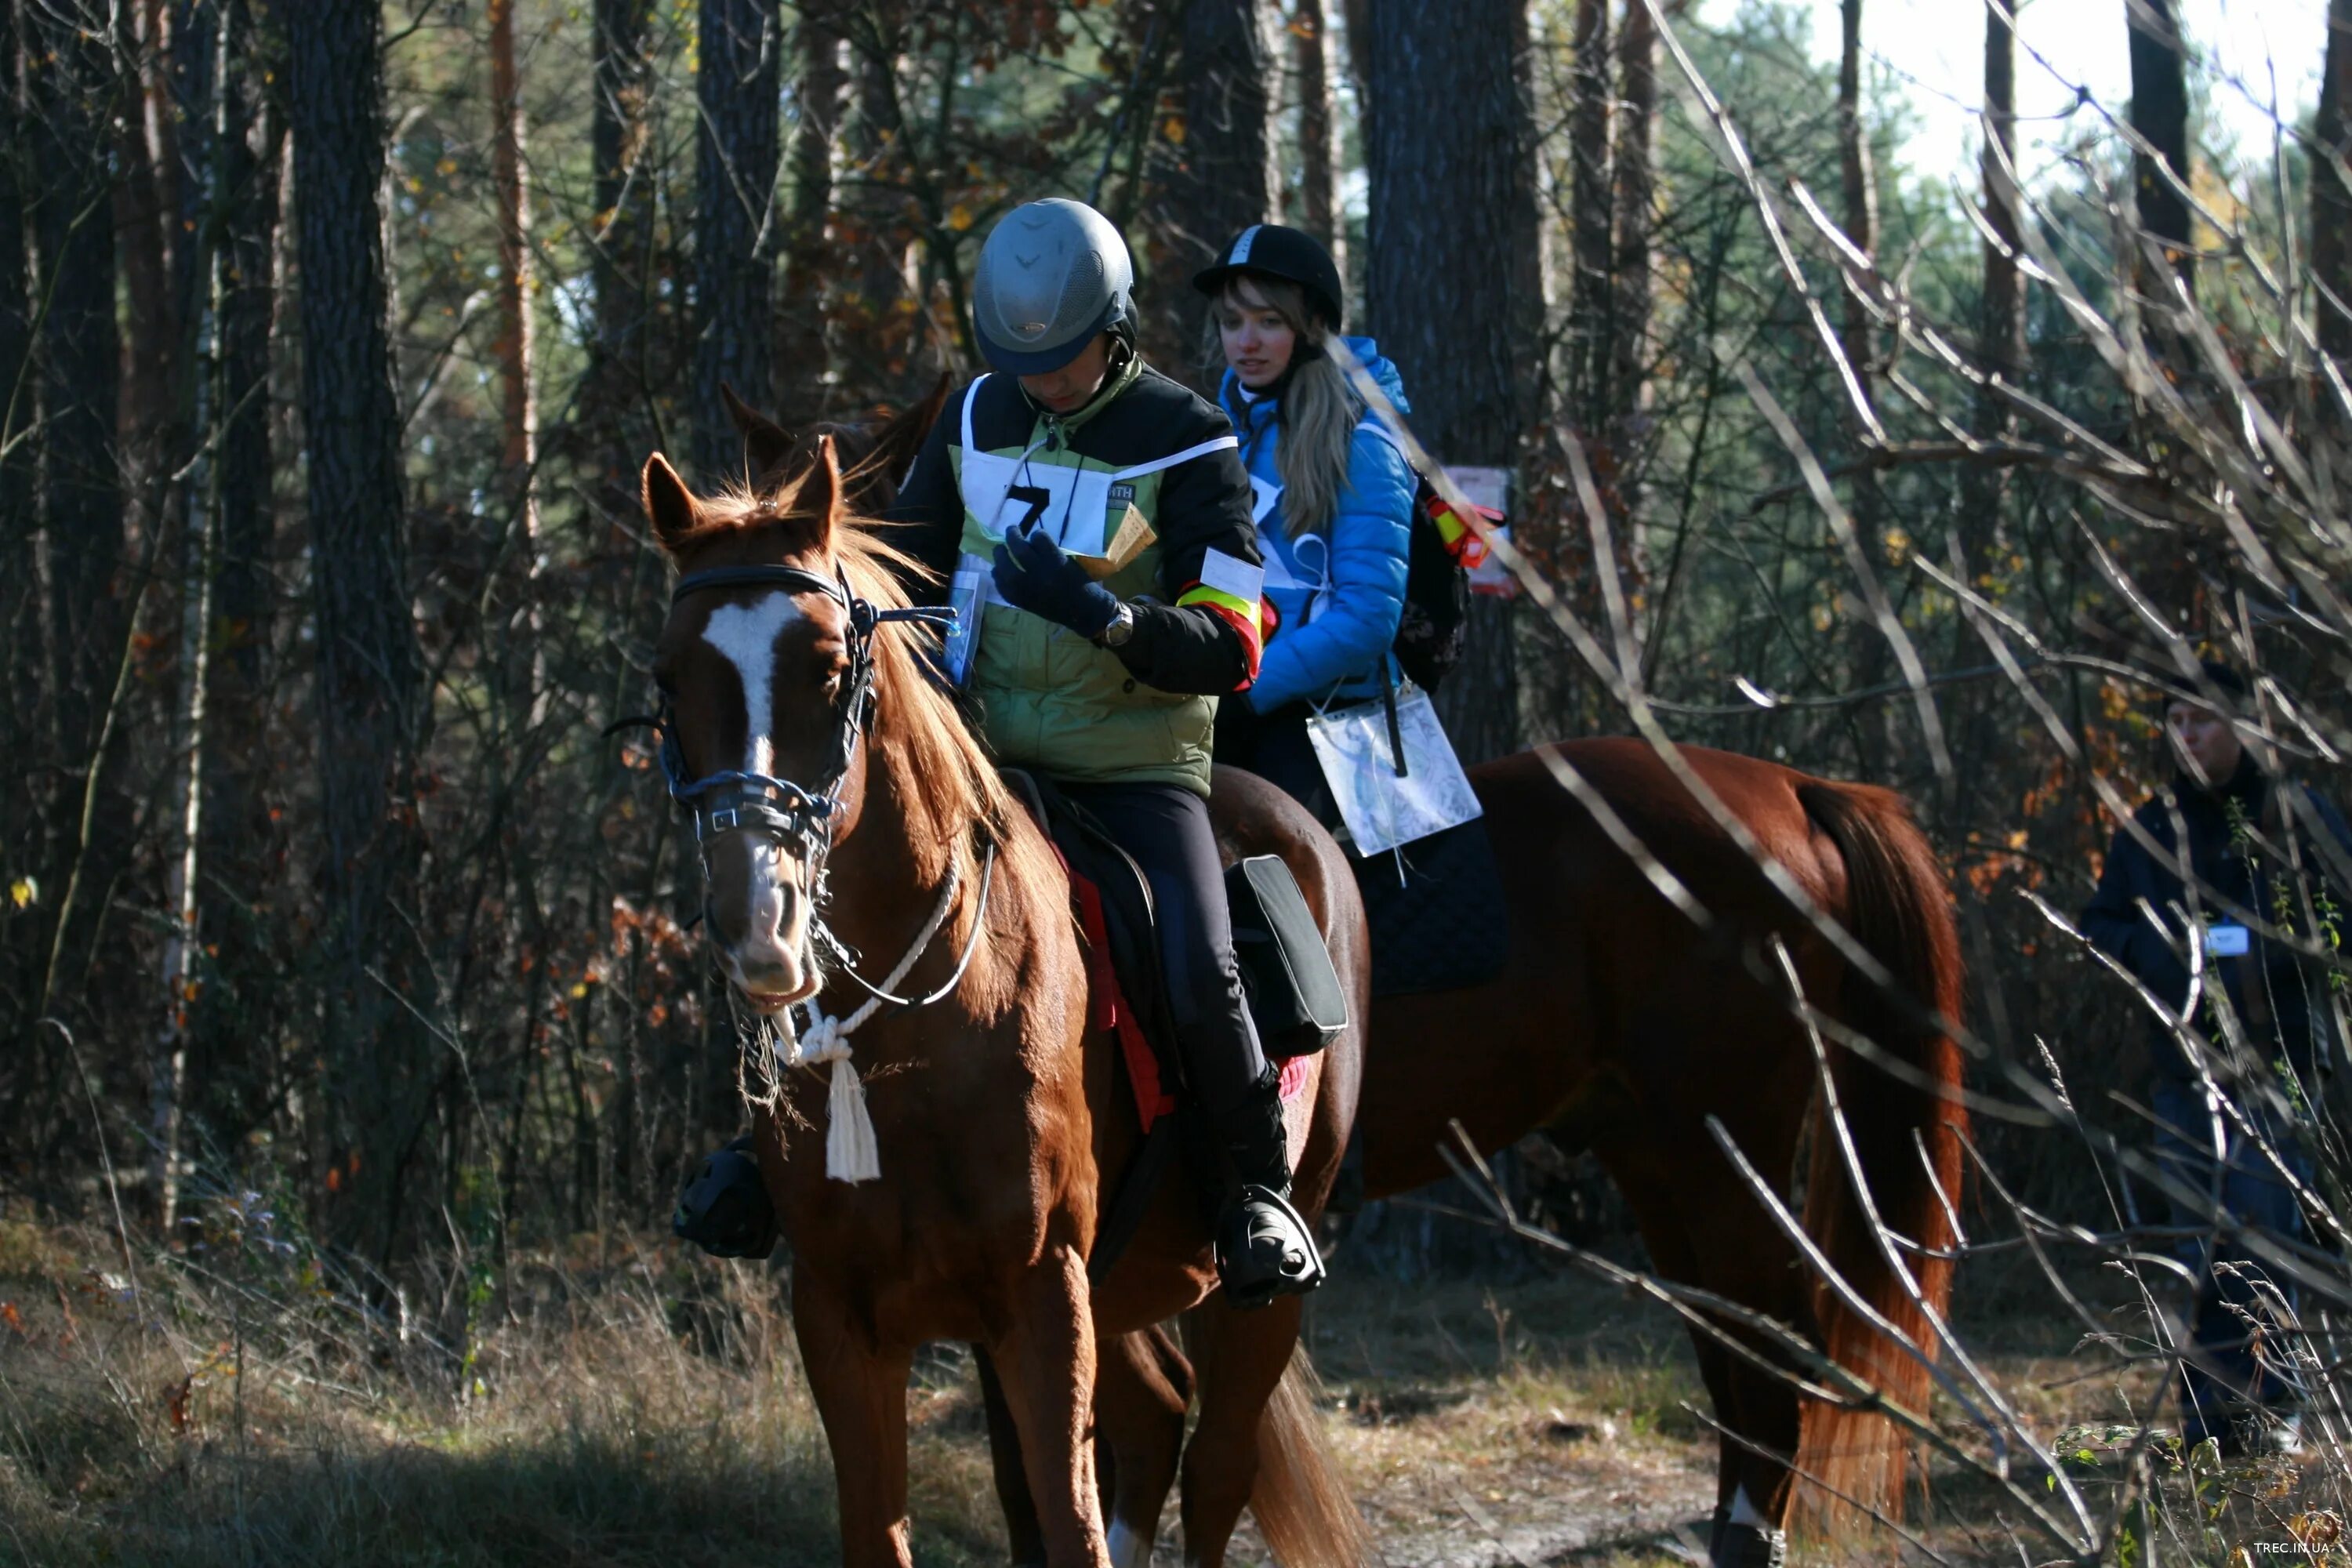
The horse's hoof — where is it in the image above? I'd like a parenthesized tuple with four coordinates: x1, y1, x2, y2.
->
(1708, 1516, 1787, 1568)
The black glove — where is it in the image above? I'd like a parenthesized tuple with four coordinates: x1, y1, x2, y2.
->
(991, 524, 1122, 639)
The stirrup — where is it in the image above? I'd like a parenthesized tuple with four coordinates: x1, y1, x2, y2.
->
(1215, 1183, 1326, 1309)
(672, 1136, 778, 1260)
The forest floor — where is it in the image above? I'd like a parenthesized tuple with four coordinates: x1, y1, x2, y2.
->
(0, 1215, 2338, 1566)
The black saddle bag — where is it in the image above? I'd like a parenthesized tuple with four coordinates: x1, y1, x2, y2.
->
(1225, 855, 1348, 1056)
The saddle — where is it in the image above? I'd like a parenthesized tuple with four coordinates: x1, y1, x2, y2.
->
(1001, 770, 1340, 1281)
(1000, 771, 1339, 1133)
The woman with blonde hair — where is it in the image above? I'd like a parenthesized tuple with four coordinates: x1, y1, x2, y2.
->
(1194, 224, 1417, 822)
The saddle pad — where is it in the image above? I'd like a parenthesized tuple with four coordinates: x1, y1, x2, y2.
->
(1062, 871, 1310, 1132)
(1004, 771, 1312, 1133)
(1352, 817, 1509, 997)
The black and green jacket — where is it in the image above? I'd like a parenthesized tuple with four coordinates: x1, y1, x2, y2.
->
(888, 353, 1263, 794)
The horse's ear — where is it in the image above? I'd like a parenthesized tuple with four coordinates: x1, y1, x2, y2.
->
(806, 434, 844, 548)
(868, 372, 951, 485)
(721, 381, 794, 480)
(642, 453, 699, 551)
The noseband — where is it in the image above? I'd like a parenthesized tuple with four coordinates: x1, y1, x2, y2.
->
(612, 561, 989, 1030)
(651, 563, 954, 860)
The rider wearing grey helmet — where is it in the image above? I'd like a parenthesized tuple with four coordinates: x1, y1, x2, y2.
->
(890, 197, 1326, 1309)
(967, 197, 1138, 373)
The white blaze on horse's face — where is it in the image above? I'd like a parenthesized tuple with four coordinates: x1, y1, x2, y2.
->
(702, 592, 818, 1011)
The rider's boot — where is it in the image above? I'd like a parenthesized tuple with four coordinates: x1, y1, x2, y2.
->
(672, 1134, 779, 1259)
(1207, 1063, 1326, 1308)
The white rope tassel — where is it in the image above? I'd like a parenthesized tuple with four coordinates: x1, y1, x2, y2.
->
(825, 1053, 880, 1182)
(793, 1014, 882, 1184)
(786, 862, 961, 1185)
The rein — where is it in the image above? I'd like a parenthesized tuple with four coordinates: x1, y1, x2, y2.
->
(813, 838, 999, 1010)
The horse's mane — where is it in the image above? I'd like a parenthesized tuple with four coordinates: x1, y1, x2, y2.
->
(675, 473, 1036, 913)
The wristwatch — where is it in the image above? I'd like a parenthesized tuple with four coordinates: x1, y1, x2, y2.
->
(1094, 601, 1136, 648)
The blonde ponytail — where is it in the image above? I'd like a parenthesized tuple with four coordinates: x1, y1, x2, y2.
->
(1202, 275, 1363, 535)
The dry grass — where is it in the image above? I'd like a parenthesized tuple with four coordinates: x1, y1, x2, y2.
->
(0, 1199, 1727, 1568)
(0, 1207, 1007, 1567)
(15, 1203, 2316, 1568)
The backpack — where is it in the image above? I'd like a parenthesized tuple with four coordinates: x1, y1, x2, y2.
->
(1392, 476, 1493, 693)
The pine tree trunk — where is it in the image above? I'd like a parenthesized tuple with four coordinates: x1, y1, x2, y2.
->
(0, 0, 44, 1130)
(489, 0, 536, 539)
(153, 0, 236, 1235)
(840, 5, 908, 384)
(488, 0, 543, 721)
(27, 0, 125, 763)
(1838, 0, 1887, 695)
(203, 0, 281, 934)
(1362, 0, 1539, 768)
(118, 0, 177, 486)
(1165, 0, 1276, 359)
(2128, 0, 2194, 301)
(692, 0, 781, 478)
(1599, 0, 1658, 637)
(1836, 0, 1878, 397)
(587, 0, 655, 520)
(1566, 0, 1611, 425)
(1962, 0, 2024, 573)
(1291, 0, 1344, 287)
(779, 5, 842, 411)
(2314, 0, 2352, 364)
(1607, 0, 1654, 437)
(0, 0, 29, 552)
(287, 0, 424, 1253)
(216, 5, 277, 688)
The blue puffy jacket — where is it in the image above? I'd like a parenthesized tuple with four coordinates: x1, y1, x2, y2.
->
(1218, 339, 1416, 714)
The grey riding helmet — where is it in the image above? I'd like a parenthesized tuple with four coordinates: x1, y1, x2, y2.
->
(970, 198, 1136, 374)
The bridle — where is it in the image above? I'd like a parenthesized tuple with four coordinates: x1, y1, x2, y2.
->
(652, 562, 950, 858)
(617, 560, 993, 1014)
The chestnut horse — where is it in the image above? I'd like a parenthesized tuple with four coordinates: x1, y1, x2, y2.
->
(638, 435, 1371, 1568)
(1363, 741, 1965, 1544)
(719, 387, 1963, 1561)
(989, 741, 1967, 1566)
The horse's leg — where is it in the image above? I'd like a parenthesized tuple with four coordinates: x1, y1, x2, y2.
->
(976, 1344, 1048, 1566)
(1599, 1149, 1745, 1519)
(988, 1249, 1111, 1567)
(978, 1327, 1191, 1568)
(1097, 1326, 1190, 1568)
(1174, 1296, 1301, 1567)
(793, 1283, 916, 1568)
(1605, 1107, 1813, 1568)
(1690, 1188, 1809, 1566)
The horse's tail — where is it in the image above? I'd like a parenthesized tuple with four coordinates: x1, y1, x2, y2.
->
(1791, 781, 1968, 1530)
(1250, 1348, 1370, 1568)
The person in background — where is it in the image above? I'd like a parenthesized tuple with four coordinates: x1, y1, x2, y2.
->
(2082, 659, 2352, 1456)
(1190, 223, 1417, 826)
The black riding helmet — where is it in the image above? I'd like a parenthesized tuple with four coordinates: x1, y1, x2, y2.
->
(1192, 223, 1345, 330)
